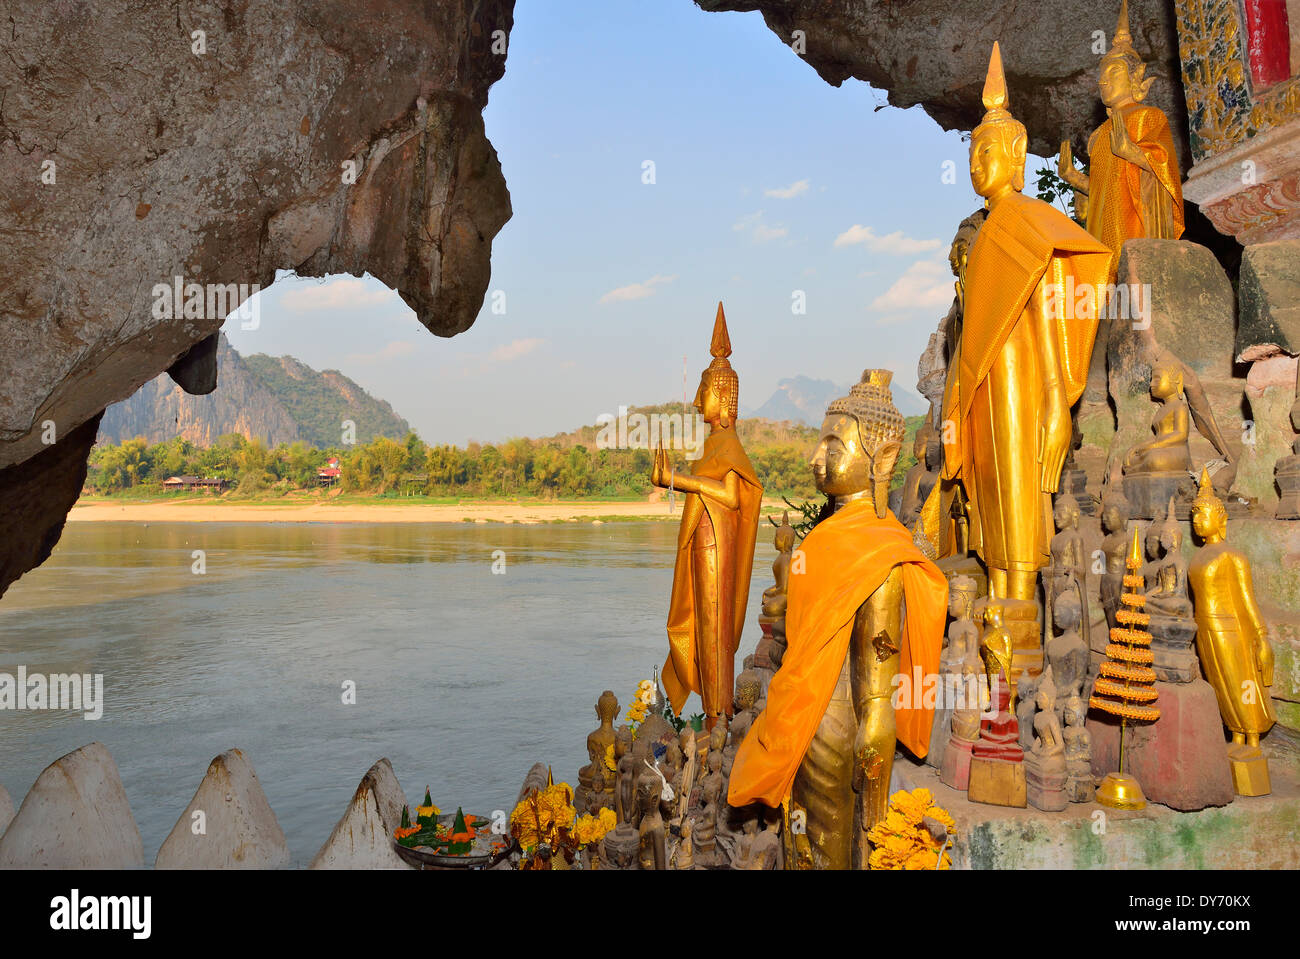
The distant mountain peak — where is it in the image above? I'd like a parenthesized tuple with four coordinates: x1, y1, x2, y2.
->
(748, 374, 927, 428)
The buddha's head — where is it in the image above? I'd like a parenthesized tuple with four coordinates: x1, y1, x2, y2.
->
(773, 510, 796, 553)
(1101, 498, 1128, 535)
(948, 574, 977, 620)
(1063, 692, 1085, 727)
(1098, 0, 1154, 109)
(1053, 491, 1080, 532)
(1191, 468, 1227, 543)
(912, 419, 931, 460)
(695, 302, 738, 429)
(812, 369, 905, 517)
(1054, 591, 1082, 631)
(970, 43, 1027, 204)
(614, 723, 633, 758)
(678, 726, 694, 752)
(948, 209, 988, 278)
(1159, 496, 1183, 551)
(734, 669, 762, 712)
(983, 600, 1004, 630)
(1149, 354, 1184, 401)
(1145, 523, 1163, 560)
(596, 690, 618, 723)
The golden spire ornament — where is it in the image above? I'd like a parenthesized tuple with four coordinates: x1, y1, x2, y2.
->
(1091, 524, 1160, 809)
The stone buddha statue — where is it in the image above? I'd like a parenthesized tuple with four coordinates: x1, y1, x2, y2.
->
(635, 771, 667, 870)
(729, 370, 948, 869)
(576, 690, 619, 815)
(1188, 469, 1277, 796)
(938, 576, 986, 791)
(672, 727, 696, 823)
(969, 595, 1027, 807)
(1274, 366, 1300, 520)
(1147, 497, 1191, 617)
(938, 42, 1111, 676)
(1100, 461, 1134, 630)
(928, 573, 982, 768)
(652, 303, 764, 730)
(1057, 0, 1184, 275)
(1046, 591, 1088, 702)
(1062, 689, 1095, 803)
(1048, 491, 1086, 604)
(1025, 666, 1068, 811)
(899, 418, 940, 530)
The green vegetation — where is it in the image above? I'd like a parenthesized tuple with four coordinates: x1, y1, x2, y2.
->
(85, 406, 926, 502)
(242, 353, 411, 447)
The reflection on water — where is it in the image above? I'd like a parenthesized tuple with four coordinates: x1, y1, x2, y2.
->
(0, 521, 774, 866)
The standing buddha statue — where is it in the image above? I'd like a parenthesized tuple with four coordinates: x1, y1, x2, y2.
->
(652, 303, 764, 729)
(1057, 0, 1184, 276)
(1188, 469, 1277, 796)
(941, 42, 1112, 676)
(728, 370, 948, 869)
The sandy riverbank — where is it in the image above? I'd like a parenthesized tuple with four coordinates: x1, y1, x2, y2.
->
(65, 497, 787, 525)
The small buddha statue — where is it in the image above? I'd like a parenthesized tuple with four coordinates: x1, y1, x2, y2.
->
(899, 419, 940, 530)
(636, 771, 667, 870)
(598, 823, 640, 871)
(1100, 463, 1133, 631)
(1147, 497, 1191, 617)
(617, 730, 645, 827)
(652, 303, 764, 730)
(969, 596, 1027, 807)
(731, 815, 781, 870)
(672, 727, 697, 823)
(672, 817, 694, 870)
(576, 690, 619, 815)
(928, 574, 981, 768)
(761, 511, 796, 619)
(1046, 592, 1088, 706)
(980, 598, 1016, 713)
(1123, 349, 1239, 514)
(1188, 469, 1277, 796)
(938, 581, 985, 791)
(1062, 687, 1095, 803)
(1025, 667, 1068, 811)
(1273, 367, 1300, 520)
(1047, 491, 1086, 603)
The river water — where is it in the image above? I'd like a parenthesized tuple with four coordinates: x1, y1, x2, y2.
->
(0, 520, 775, 866)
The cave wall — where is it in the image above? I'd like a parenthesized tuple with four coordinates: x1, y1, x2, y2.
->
(0, 0, 514, 596)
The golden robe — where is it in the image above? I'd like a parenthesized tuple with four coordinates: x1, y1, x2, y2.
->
(663, 428, 763, 716)
(727, 500, 947, 807)
(941, 192, 1112, 572)
(1086, 105, 1184, 272)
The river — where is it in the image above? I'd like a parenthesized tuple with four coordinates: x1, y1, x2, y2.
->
(0, 520, 776, 866)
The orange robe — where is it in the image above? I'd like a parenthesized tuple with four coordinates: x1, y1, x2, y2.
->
(727, 500, 947, 808)
(941, 192, 1112, 572)
(663, 428, 763, 717)
(1086, 105, 1184, 274)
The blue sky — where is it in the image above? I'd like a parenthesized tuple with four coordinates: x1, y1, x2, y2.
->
(226, 1, 1053, 446)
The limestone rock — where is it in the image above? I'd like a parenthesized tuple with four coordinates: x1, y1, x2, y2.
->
(0, 0, 514, 596)
(310, 759, 411, 870)
(694, 0, 1189, 164)
(1107, 240, 1243, 489)
(1237, 240, 1300, 363)
(1088, 678, 1234, 811)
(166, 332, 220, 396)
(0, 742, 143, 869)
(155, 748, 289, 869)
(0, 785, 13, 837)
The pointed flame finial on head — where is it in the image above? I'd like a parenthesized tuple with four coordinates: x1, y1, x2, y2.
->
(1127, 523, 1143, 570)
(1114, 0, 1133, 49)
(974, 41, 1025, 141)
(982, 41, 1009, 115)
(1166, 495, 1177, 525)
(710, 301, 732, 360)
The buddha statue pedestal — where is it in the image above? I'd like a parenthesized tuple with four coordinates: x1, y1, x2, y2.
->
(967, 676, 1027, 808)
(753, 615, 786, 672)
(1087, 678, 1234, 811)
(1229, 744, 1271, 797)
(598, 824, 640, 870)
(1025, 759, 1068, 812)
(1148, 612, 1199, 683)
(1004, 598, 1044, 680)
(1123, 472, 1192, 521)
(940, 737, 976, 792)
(1060, 467, 1092, 514)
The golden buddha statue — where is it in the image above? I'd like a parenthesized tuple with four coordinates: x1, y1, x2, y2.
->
(1188, 469, 1277, 796)
(938, 42, 1111, 671)
(1124, 353, 1191, 475)
(1057, 0, 1184, 272)
(651, 303, 764, 729)
(728, 370, 948, 869)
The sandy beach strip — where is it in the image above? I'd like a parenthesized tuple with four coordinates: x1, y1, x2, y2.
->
(65, 498, 708, 525)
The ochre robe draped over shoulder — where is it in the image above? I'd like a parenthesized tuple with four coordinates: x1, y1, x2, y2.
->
(663, 428, 763, 715)
(1086, 105, 1184, 271)
(727, 500, 947, 808)
(939, 192, 1112, 568)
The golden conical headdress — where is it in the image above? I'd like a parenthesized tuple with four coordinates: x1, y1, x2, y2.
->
(827, 369, 906, 452)
(1102, 0, 1145, 72)
(974, 42, 1025, 139)
(702, 302, 739, 422)
(1193, 466, 1224, 512)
